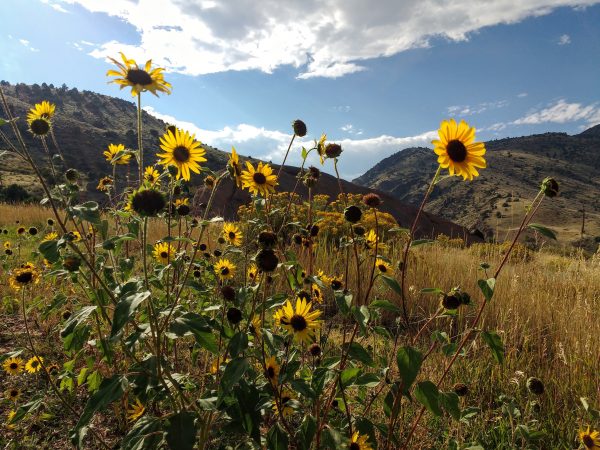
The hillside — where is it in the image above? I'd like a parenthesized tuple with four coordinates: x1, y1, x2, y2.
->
(0, 81, 474, 240)
(353, 129, 600, 248)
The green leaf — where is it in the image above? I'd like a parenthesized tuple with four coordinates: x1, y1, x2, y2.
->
(121, 416, 165, 450)
(477, 277, 496, 302)
(369, 299, 401, 314)
(411, 239, 434, 247)
(166, 412, 197, 450)
(420, 287, 444, 294)
(61, 306, 97, 338)
(528, 223, 557, 240)
(351, 305, 370, 332)
(69, 201, 101, 224)
(297, 415, 317, 450)
(228, 331, 249, 358)
(110, 281, 151, 340)
(439, 391, 461, 420)
(345, 342, 375, 367)
(481, 330, 504, 364)
(414, 381, 442, 416)
(267, 423, 289, 450)
(396, 346, 423, 392)
(355, 373, 380, 388)
(220, 357, 249, 392)
(290, 378, 316, 399)
(335, 291, 352, 315)
(10, 396, 44, 424)
(340, 367, 361, 388)
(72, 375, 128, 447)
(39, 239, 61, 263)
(381, 275, 402, 297)
(168, 313, 217, 353)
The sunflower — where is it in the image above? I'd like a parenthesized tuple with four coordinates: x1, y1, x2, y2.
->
(228, 147, 243, 188)
(27, 116, 51, 137)
(17, 227, 26, 235)
(3, 357, 24, 376)
(152, 242, 175, 264)
(432, 119, 486, 181)
(249, 315, 262, 337)
(214, 258, 236, 281)
(3, 241, 10, 248)
(103, 143, 131, 165)
(240, 161, 277, 197)
(157, 128, 207, 181)
(144, 166, 160, 185)
(27, 100, 55, 121)
(107, 52, 172, 97)
(223, 223, 243, 247)
(247, 264, 260, 284)
(365, 229, 386, 250)
(264, 356, 280, 385)
(68, 230, 82, 242)
(580, 427, 600, 450)
(97, 176, 114, 192)
(5, 388, 21, 403)
(25, 356, 43, 374)
(274, 297, 322, 344)
(311, 284, 323, 303)
(375, 258, 393, 275)
(209, 356, 230, 374)
(9, 265, 40, 290)
(316, 133, 327, 164)
(349, 431, 373, 450)
(43, 231, 58, 241)
(273, 389, 297, 418)
(127, 398, 145, 422)
(6, 410, 16, 429)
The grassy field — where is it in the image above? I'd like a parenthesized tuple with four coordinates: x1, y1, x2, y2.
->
(0, 202, 598, 449)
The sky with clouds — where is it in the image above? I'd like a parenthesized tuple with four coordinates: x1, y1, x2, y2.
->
(1, 0, 600, 179)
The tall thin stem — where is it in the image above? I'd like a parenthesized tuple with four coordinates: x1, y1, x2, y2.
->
(137, 93, 143, 185)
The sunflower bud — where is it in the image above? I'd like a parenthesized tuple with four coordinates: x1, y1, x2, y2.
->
(256, 249, 279, 272)
(308, 343, 322, 357)
(226, 307, 243, 325)
(221, 286, 236, 302)
(65, 168, 79, 183)
(353, 225, 366, 236)
(204, 175, 215, 188)
(62, 255, 81, 272)
(344, 205, 362, 223)
(130, 189, 166, 217)
(258, 231, 277, 249)
(526, 377, 544, 395)
(325, 143, 342, 159)
(363, 193, 382, 208)
(541, 177, 559, 198)
(292, 119, 307, 137)
(292, 233, 302, 245)
(453, 383, 469, 397)
(28, 227, 38, 236)
(441, 293, 461, 310)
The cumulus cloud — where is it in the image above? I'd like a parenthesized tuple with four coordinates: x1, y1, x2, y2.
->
(143, 106, 436, 178)
(59, 0, 599, 78)
(18, 38, 40, 52)
(446, 100, 509, 116)
(558, 33, 571, 45)
(513, 99, 600, 126)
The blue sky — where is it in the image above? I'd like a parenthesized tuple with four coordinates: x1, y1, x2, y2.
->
(1, 0, 600, 179)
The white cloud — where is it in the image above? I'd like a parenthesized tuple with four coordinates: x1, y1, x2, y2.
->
(446, 100, 509, 116)
(558, 33, 571, 45)
(18, 38, 39, 52)
(513, 99, 600, 126)
(40, 0, 70, 12)
(59, 0, 600, 78)
(517, 92, 528, 98)
(143, 106, 436, 178)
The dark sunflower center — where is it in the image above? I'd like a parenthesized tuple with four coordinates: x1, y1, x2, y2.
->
(194, 270, 201, 278)
(228, 231, 236, 239)
(30, 118, 50, 135)
(16, 271, 33, 283)
(583, 435, 594, 447)
(9, 363, 17, 369)
(126, 68, 153, 86)
(160, 251, 169, 258)
(281, 396, 291, 404)
(350, 443, 361, 450)
(378, 264, 387, 272)
(253, 172, 267, 185)
(173, 146, 191, 163)
(266, 367, 276, 378)
(31, 361, 39, 368)
(446, 139, 467, 162)
(10, 390, 18, 396)
(221, 267, 230, 276)
(290, 314, 308, 332)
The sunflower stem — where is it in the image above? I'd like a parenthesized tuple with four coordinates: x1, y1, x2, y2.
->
(137, 93, 143, 186)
